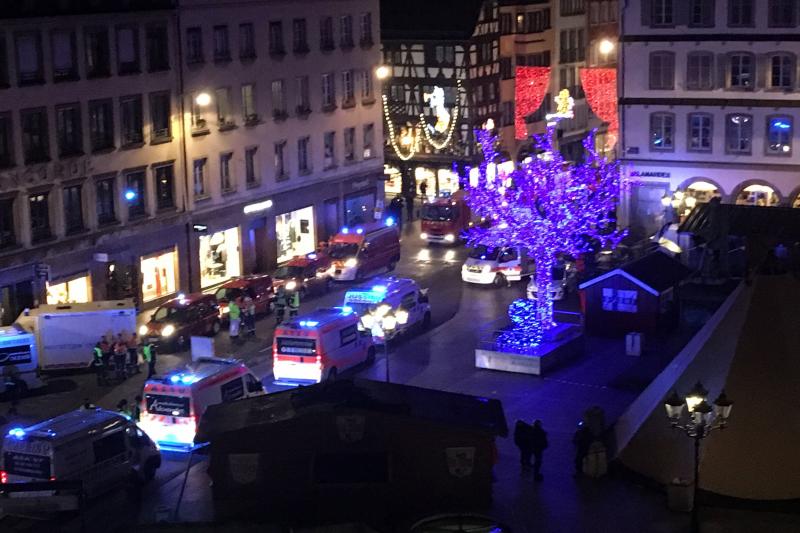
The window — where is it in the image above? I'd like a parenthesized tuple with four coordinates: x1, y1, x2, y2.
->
(121, 95, 143, 145)
(63, 184, 83, 234)
(729, 53, 754, 89)
(500, 13, 512, 33)
(239, 23, 255, 59)
(271, 80, 286, 118)
(649, 52, 675, 90)
(191, 93, 208, 130)
(649, 112, 674, 151)
(560, 0, 586, 16)
(126, 171, 146, 217)
(297, 76, 310, 113)
(96, 177, 116, 225)
(186, 27, 203, 64)
(213, 25, 230, 61)
(652, 0, 674, 25)
(361, 69, 373, 101)
(500, 57, 512, 79)
(0, 197, 14, 248)
(0, 113, 13, 168)
(516, 13, 525, 33)
(770, 54, 794, 89)
(435, 45, 455, 65)
(322, 73, 335, 109)
(21, 107, 49, 163)
(242, 84, 257, 123)
(363, 123, 374, 158)
(690, 0, 715, 27)
(320, 17, 334, 51)
(155, 165, 175, 209)
(216, 87, 233, 126)
(269, 21, 285, 55)
(293, 19, 308, 53)
(116, 26, 140, 74)
(769, 0, 796, 27)
(686, 52, 714, 90)
(360, 12, 373, 46)
(344, 127, 355, 162)
(150, 92, 171, 141)
(0, 34, 8, 87)
(51, 30, 77, 81)
(245, 147, 258, 185)
(29, 192, 50, 242)
(298, 136, 310, 173)
(56, 104, 82, 157)
(146, 26, 169, 71)
(767, 116, 792, 155)
(688, 113, 713, 152)
(85, 28, 110, 77)
(342, 70, 354, 106)
(15, 32, 43, 85)
(324, 131, 335, 168)
(729, 0, 754, 26)
(340, 15, 354, 48)
(220, 153, 234, 192)
(501, 101, 514, 127)
(725, 114, 752, 154)
(193, 158, 207, 198)
(559, 29, 582, 63)
(274, 141, 287, 179)
(89, 99, 114, 152)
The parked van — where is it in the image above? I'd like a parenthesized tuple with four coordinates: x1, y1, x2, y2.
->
(461, 244, 533, 287)
(0, 324, 44, 395)
(1, 409, 161, 497)
(343, 277, 431, 342)
(272, 307, 375, 383)
(327, 222, 401, 281)
(215, 274, 275, 318)
(138, 357, 264, 449)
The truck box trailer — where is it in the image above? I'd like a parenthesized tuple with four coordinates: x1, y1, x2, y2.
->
(0, 324, 44, 394)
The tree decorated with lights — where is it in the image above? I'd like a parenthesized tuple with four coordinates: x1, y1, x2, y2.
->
(464, 124, 626, 347)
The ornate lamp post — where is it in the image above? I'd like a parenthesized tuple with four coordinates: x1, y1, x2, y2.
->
(664, 383, 733, 533)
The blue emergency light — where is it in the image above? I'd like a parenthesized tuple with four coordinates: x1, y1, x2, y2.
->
(356, 228, 364, 235)
(371, 285, 387, 294)
(385, 217, 395, 227)
(170, 374, 200, 385)
(341, 227, 350, 234)
(299, 320, 319, 327)
(340, 306, 354, 315)
(307, 253, 318, 259)
(124, 189, 137, 202)
(7, 427, 25, 439)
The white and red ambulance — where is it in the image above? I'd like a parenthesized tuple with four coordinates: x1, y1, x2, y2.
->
(272, 307, 375, 383)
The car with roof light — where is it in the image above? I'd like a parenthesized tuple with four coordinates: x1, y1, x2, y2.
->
(271, 252, 333, 297)
(343, 277, 431, 342)
(138, 293, 220, 353)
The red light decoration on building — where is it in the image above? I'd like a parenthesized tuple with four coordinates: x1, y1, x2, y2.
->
(515, 66, 551, 140)
(580, 68, 618, 147)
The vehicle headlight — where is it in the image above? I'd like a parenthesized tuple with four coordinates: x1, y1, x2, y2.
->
(138, 325, 148, 336)
(382, 315, 398, 331)
(361, 315, 375, 329)
(161, 324, 175, 337)
(221, 306, 229, 314)
(375, 304, 391, 318)
(396, 309, 409, 325)
(344, 258, 358, 268)
(285, 280, 297, 291)
(420, 232, 428, 239)
(444, 234, 455, 242)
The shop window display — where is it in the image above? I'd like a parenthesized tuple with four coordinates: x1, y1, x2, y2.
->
(344, 190, 376, 226)
(140, 249, 177, 302)
(46, 274, 91, 304)
(199, 227, 242, 288)
(735, 184, 779, 207)
(276, 206, 315, 264)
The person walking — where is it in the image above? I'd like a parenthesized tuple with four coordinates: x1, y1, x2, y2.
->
(513, 419, 534, 471)
(243, 290, 256, 337)
(419, 180, 428, 199)
(288, 289, 300, 319)
(113, 337, 127, 382)
(573, 421, 593, 477)
(100, 335, 113, 372)
(142, 340, 157, 378)
(228, 298, 242, 344)
(404, 191, 415, 222)
(92, 342, 107, 386)
(530, 419, 548, 482)
(127, 332, 140, 375)
(132, 395, 142, 422)
(274, 286, 287, 325)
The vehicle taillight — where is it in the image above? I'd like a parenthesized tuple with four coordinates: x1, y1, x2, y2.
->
(49, 476, 56, 482)
(1, 470, 8, 484)
(316, 355, 322, 367)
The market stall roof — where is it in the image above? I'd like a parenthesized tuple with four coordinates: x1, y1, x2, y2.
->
(196, 378, 508, 442)
(381, 0, 485, 41)
(579, 251, 691, 296)
(678, 201, 800, 242)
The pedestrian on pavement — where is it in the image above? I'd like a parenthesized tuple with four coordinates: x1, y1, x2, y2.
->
(113, 337, 127, 381)
(389, 195, 404, 232)
(132, 395, 142, 422)
(530, 419, 548, 482)
(513, 419, 534, 471)
(228, 298, 242, 344)
(404, 192, 415, 222)
(573, 421, 593, 476)
(243, 290, 256, 337)
(142, 340, 157, 378)
(117, 399, 132, 418)
(274, 286, 287, 325)
(127, 332, 140, 374)
(288, 289, 300, 319)
(419, 180, 428, 199)
(92, 342, 107, 386)
(100, 335, 113, 370)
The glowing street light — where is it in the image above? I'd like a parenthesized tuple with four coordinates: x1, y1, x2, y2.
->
(598, 39, 615, 56)
(194, 92, 211, 107)
(375, 65, 391, 80)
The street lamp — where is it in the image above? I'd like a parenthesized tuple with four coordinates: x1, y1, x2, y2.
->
(379, 319, 396, 383)
(664, 383, 733, 533)
(598, 39, 615, 64)
(375, 65, 391, 80)
(194, 92, 211, 107)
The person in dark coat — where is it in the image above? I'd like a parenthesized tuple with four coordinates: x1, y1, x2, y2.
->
(573, 421, 593, 476)
(530, 419, 548, 481)
(388, 196, 404, 231)
(513, 419, 534, 470)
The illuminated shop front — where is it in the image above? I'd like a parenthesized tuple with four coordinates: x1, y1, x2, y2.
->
(344, 189, 377, 226)
(276, 206, 316, 264)
(46, 273, 91, 304)
(735, 184, 780, 207)
(141, 248, 178, 303)
(383, 165, 463, 197)
(199, 227, 242, 288)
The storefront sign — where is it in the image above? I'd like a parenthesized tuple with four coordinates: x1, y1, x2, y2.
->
(192, 224, 208, 233)
(243, 199, 273, 214)
(350, 179, 370, 191)
(630, 171, 670, 178)
(93, 253, 109, 263)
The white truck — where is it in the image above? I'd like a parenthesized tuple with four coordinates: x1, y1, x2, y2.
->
(14, 300, 137, 371)
(0, 324, 44, 394)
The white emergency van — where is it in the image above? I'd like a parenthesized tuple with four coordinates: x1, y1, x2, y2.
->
(343, 277, 431, 342)
(1, 409, 160, 498)
(461, 244, 533, 286)
(138, 357, 265, 449)
(272, 307, 375, 383)
(0, 324, 44, 395)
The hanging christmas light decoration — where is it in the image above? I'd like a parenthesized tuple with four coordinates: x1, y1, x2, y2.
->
(420, 80, 462, 150)
(382, 94, 418, 161)
(515, 66, 551, 140)
(580, 68, 619, 148)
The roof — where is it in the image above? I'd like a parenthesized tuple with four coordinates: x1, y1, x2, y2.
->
(11, 409, 125, 442)
(197, 378, 508, 442)
(678, 201, 800, 243)
(346, 277, 416, 299)
(153, 357, 242, 386)
(159, 293, 215, 308)
(381, 0, 485, 41)
(1, 0, 174, 19)
(579, 251, 691, 295)
(279, 307, 358, 330)
(220, 274, 272, 288)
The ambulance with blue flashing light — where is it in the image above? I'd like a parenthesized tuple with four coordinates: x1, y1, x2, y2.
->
(461, 244, 533, 287)
(272, 307, 375, 383)
(327, 220, 401, 281)
(343, 277, 431, 343)
(138, 357, 265, 450)
(0, 324, 44, 395)
(1, 408, 160, 498)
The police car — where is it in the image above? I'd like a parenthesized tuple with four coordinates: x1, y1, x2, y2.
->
(342, 277, 431, 342)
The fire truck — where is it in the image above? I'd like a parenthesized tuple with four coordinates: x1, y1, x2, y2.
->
(420, 190, 471, 244)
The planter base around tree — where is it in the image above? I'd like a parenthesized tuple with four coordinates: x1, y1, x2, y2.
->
(475, 322, 584, 375)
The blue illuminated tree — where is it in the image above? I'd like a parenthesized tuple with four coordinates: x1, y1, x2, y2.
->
(464, 125, 626, 346)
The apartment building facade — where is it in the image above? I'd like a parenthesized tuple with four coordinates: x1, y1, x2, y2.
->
(0, 0, 383, 324)
(620, 0, 800, 238)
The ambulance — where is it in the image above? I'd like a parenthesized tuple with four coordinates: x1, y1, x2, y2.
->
(461, 244, 533, 287)
(138, 357, 265, 449)
(342, 277, 431, 342)
(272, 307, 375, 383)
(327, 221, 401, 281)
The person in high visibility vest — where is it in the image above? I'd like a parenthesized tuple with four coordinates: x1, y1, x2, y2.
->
(288, 290, 300, 319)
(93, 342, 107, 386)
(274, 286, 287, 325)
(228, 298, 242, 344)
(142, 341, 157, 378)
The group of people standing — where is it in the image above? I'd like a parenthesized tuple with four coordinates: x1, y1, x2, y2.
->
(92, 332, 157, 386)
(225, 292, 257, 344)
(272, 285, 300, 326)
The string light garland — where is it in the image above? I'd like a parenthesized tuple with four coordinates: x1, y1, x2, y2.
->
(580, 68, 619, 149)
(382, 94, 418, 161)
(515, 66, 551, 140)
(419, 80, 462, 150)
